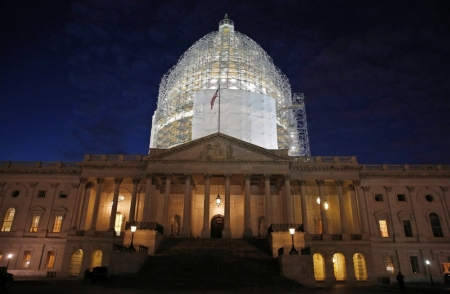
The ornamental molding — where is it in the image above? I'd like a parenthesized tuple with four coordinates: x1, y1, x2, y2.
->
(360, 173, 450, 179)
(148, 133, 288, 161)
(291, 165, 361, 171)
(0, 169, 81, 175)
(147, 159, 290, 165)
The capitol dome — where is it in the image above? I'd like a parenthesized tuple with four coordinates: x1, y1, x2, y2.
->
(149, 15, 310, 156)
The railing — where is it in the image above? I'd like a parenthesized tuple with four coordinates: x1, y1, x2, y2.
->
(310, 234, 323, 240)
(294, 156, 358, 164)
(269, 223, 303, 233)
(125, 221, 164, 234)
(75, 230, 86, 236)
(94, 231, 106, 237)
(84, 154, 144, 162)
(0, 161, 79, 169)
(351, 234, 363, 240)
(139, 245, 148, 254)
(331, 234, 343, 240)
(361, 164, 450, 172)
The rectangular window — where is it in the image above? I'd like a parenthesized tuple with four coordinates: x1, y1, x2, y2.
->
(38, 190, 46, 198)
(374, 194, 383, 202)
(59, 190, 68, 198)
(397, 194, 406, 201)
(30, 215, 40, 233)
(379, 220, 389, 237)
(403, 220, 413, 237)
(22, 251, 32, 268)
(45, 251, 56, 268)
(410, 256, 420, 273)
(385, 256, 395, 273)
(52, 216, 63, 233)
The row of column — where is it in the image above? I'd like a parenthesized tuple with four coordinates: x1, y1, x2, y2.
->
(70, 175, 369, 237)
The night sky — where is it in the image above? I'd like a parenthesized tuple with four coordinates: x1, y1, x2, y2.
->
(1, 0, 450, 164)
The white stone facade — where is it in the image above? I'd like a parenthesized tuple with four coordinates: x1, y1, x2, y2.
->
(0, 133, 449, 284)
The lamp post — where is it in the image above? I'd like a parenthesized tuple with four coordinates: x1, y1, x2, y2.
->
(129, 226, 137, 252)
(425, 260, 434, 287)
(289, 228, 298, 255)
(6, 254, 12, 270)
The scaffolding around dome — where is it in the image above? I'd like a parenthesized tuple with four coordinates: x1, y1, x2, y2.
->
(149, 15, 310, 156)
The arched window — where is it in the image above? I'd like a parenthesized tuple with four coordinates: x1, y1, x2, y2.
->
(313, 253, 326, 281)
(353, 253, 367, 281)
(429, 213, 443, 237)
(1, 208, 16, 232)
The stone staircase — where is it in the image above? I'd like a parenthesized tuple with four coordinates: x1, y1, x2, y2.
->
(113, 238, 306, 291)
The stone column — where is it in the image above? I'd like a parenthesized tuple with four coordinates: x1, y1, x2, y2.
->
(180, 174, 192, 238)
(243, 174, 253, 238)
(439, 186, 450, 233)
(323, 252, 337, 285)
(264, 174, 271, 227)
(223, 174, 232, 238)
(345, 254, 357, 283)
(384, 186, 400, 240)
(336, 180, 349, 238)
(143, 174, 153, 222)
(108, 178, 123, 233)
(299, 180, 309, 234)
(129, 178, 140, 223)
(163, 174, 172, 235)
(71, 178, 87, 229)
(89, 178, 104, 231)
(284, 175, 293, 224)
(316, 180, 329, 236)
(353, 181, 370, 236)
(201, 174, 211, 238)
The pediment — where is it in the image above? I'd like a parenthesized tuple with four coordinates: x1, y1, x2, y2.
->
(147, 133, 289, 162)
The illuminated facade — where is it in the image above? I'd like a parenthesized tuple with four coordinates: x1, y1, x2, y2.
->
(0, 16, 449, 285)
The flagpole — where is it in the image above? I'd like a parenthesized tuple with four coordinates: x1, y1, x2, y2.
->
(218, 84, 221, 133)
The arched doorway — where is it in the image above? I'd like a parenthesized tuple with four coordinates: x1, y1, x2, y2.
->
(313, 253, 325, 281)
(68, 249, 83, 277)
(211, 215, 224, 238)
(353, 253, 367, 281)
(333, 253, 347, 281)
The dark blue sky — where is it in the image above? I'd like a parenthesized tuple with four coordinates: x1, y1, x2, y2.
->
(1, 0, 450, 164)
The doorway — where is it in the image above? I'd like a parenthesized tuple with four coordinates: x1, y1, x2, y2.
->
(211, 214, 224, 238)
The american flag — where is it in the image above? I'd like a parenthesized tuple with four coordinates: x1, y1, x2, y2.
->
(210, 88, 219, 109)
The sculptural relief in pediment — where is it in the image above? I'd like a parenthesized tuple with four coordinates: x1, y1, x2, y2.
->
(199, 140, 234, 160)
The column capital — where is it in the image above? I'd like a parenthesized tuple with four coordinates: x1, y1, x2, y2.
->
(362, 186, 370, 192)
(50, 183, 59, 189)
(72, 183, 80, 189)
(132, 178, 141, 185)
(406, 186, 415, 192)
(79, 177, 88, 184)
(352, 180, 361, 187)
(298, 180, 306, 186)
(165, 174, 172, 181)
(316, 179, 324, 186)
(184, 174, 192, 180)
(96, 178, 105, 184)
(145, 173, 153, 180)
(224, 173, 231, 179)
(264, 174, 271, 180)
(244, 174, 251, 181)
(284, 174, 291, 181)
(29, 182, 38, 188)
(204, 173, 212, 180)
(384, 186, 393, 192)
(335, 180, 343, 186)
(440, 186, 449, 193)
(114, 178, 123, 184)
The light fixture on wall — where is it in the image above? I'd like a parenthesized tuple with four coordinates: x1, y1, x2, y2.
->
(324, 200, 329, 211)
(316, 197, 320, 204)
(216, 177, 221, 207)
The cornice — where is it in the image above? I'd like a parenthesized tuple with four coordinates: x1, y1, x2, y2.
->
(290, 165, 361, 171)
